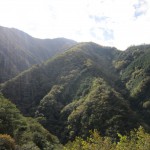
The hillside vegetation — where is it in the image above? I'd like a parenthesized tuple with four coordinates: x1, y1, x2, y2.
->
(64, 127, 150, 150)
(1, 27, 150, 148)
(1, 42, 144, 144)
(0, 26, 76, 83)
(113, 44, 150, 126)
(0, 94, 62, 149)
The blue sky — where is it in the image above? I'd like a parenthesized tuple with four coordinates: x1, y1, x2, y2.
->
(0, 0, 150, 50)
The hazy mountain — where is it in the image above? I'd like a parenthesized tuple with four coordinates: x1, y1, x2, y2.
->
(1, 42, 145, 143)
(0, 26, 76, 83)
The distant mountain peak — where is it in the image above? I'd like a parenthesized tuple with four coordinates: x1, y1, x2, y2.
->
(0, 26, 77, 83)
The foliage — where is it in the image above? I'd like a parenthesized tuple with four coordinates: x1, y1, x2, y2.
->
(64, 127, 150, 150)
(116, 126, 150, 150)
(0, 94, 62, 149)
(61, 78, 138, 142)
(0, 134, 15, 150)
(114, 45, 150, 126)
(64, 130, 115, 150)
(1, 41, 150, 146)
(113, 60, 127, 70)
(1, 42, 121, 143)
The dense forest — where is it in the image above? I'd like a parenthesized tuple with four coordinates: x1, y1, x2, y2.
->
(0, 94, 62, 149)
(1, 26, 150, 149)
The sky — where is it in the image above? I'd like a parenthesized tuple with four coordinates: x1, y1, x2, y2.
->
(0, 0, 150, 50)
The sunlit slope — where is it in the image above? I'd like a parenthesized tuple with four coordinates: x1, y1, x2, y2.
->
(0, 26, 76, 83)
(1, 42, 118, 113)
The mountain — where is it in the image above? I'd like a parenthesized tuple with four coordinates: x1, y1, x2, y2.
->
(0, 26, 76, 83)
(1, 42, 143, 143)
(113, 44, 150, 126)
(0, 94, 62, 149)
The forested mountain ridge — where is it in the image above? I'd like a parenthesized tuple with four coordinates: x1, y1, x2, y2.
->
(1, 25, 150, 147)
(1, 42, 119, 114)
(0, 26, 76, 83)
(1, 42, 147, 144)
(113, 44, 150, 126)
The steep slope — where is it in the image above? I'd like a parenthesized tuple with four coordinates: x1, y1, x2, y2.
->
(0, 26, 76, 83)
(59, 77, 138, 142)
(113, 44, 150, 125)
(1, 42, 119, 114)
(0, 94, 62, 149)
(0, 42, 140, 143)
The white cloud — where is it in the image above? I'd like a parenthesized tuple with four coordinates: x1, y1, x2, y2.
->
(134, 0, 148, 17)
(0, 0, 150, 50)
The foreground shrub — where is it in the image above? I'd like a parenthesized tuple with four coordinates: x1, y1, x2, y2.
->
(0, 134, 15, 150)
(64, 127, 150, 150)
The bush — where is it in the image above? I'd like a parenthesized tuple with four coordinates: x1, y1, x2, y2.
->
(64, 127, 150, 150)
(0, 134, 15, 150)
